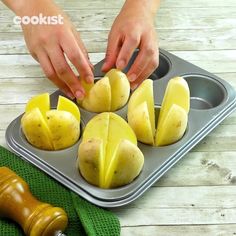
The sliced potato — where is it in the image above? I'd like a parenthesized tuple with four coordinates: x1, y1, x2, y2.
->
(155, 104, 188, 146)
(21, 94, 81, 150)
(25, 93, 50, 119)
(158, 76, 190, 127)
(105, 69, 130, 111)
(46, 110, 80, 150)
(77, 138, 104, 187)
(57, 95, 80, 122)
(78, 69, 130, 112)
(21, 108, 54, 150)
(128, 77, 190, 146)
(105, 140, 144, 188)
(81, 76, 111, 112)
(128, 79, 155, 139)
(127, 102, 154, 145)
(105, 112, 137, 169)
(78, 112, 144, 188)
(83, 112, 109, 156)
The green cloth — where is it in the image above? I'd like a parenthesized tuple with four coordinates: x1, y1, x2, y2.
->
(0, 146, 120, 236)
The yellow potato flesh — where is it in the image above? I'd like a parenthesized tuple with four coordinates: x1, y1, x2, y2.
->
(157, 76, 190, 127)
(82, 112, 109, 157)
(105, 69, 130, 111)
(57, 95, 80, 122)
(104, 140, 144, 188)
(127, 102, 154, 145)
(128, 79, 155, 139)
(25, 93, 50, 119)
(81, 76, 111, 112)
(155, 104, 188, 146)
(46, 110, 80, 150)
(21, 108, 54, 150)
(78, 112, 143, 188)
(105, 112, 137, 170)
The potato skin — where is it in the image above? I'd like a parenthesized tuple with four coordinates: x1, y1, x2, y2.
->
(77, 138, 104, 187)
(21, 108, 54, 150)
(46, 110, 80, 150)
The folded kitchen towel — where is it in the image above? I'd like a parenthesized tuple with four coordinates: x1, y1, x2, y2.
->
(0, 146, 120, 236)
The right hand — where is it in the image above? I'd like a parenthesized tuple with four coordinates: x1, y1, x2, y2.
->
(19, 0, 93, 99)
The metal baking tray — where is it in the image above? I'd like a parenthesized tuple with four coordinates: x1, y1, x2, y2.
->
(5, 49, 236, 207)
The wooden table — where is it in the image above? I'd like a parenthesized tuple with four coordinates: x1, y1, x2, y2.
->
(0, 0, 236, 235)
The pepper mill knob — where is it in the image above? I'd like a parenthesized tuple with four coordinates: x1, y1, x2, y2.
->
(0, 167, 68, 236)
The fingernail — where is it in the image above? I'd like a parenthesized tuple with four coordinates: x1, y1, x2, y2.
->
(75, 90, 84, 100)
(117, 60, 125, 70)
(129, 74, 137, 82)
(131, 83, 138, 90)
(67, 92, 75, 99)
(86, 75, 93, 84)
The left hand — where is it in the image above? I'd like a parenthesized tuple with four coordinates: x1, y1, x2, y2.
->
(102, 1, 159, 89)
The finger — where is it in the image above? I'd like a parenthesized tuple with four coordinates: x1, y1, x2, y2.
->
(130, 55, 159, 90)
(47, 45, 85, 99)
(116, 34, 140, 70)
(101, 32, 121, 72)
(60, 32, 94, 84)
(73, 31, 94, 72)
(37, 50, 74, 99)
(127, 39, 158, 83)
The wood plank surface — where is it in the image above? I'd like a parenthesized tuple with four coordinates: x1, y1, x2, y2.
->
(0, 0, 236, 235)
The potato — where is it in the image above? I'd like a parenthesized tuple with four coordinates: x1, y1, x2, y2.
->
(104, 139, 144, 188)
(77, 138, 104, 186)
(128, 79, 155, 144)
(127, 102, 154, 145)
(155, 104, 188, 146)
(78, 69, 130, 112)
(21, 108, 54, 150)
(21, 93, 81, 150)
(78, 112, 144, 188)
(46, 110, 80, 150)
(157, 76, 190, 127)
(80, 76, 111, 112)
(105, 69, 130, 111)
(128, 77, 190, 146)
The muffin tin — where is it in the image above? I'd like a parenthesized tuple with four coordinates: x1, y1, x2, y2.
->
(5, 49, 236, 207)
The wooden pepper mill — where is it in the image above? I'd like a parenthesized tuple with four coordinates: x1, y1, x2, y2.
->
(0, 167, 68, 236)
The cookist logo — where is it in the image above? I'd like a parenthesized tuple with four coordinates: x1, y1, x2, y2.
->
(13, 13, 64, 25)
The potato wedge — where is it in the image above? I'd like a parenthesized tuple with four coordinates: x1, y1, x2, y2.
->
(81, 76, 111, 112)
(21, 108, 54, 150)
(155, 104, 188, 146)
(127, 102, 154, 145)
(158, 76, 190, 127)
(46, 110, 80, 150)
(128, 79, 155, 139)
(25, 93, 50, 119)
(77, 138, 104, 187)
(57, 95, 80, 122)
(105, 69, 130, 111)
(105, 140, 144, 188)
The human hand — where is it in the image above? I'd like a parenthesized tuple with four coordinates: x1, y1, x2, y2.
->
(102, 0, 159, 89)
(18, 0, 93, 99)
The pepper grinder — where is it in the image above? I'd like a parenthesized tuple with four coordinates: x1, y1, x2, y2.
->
(0, 167, 68, 236)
